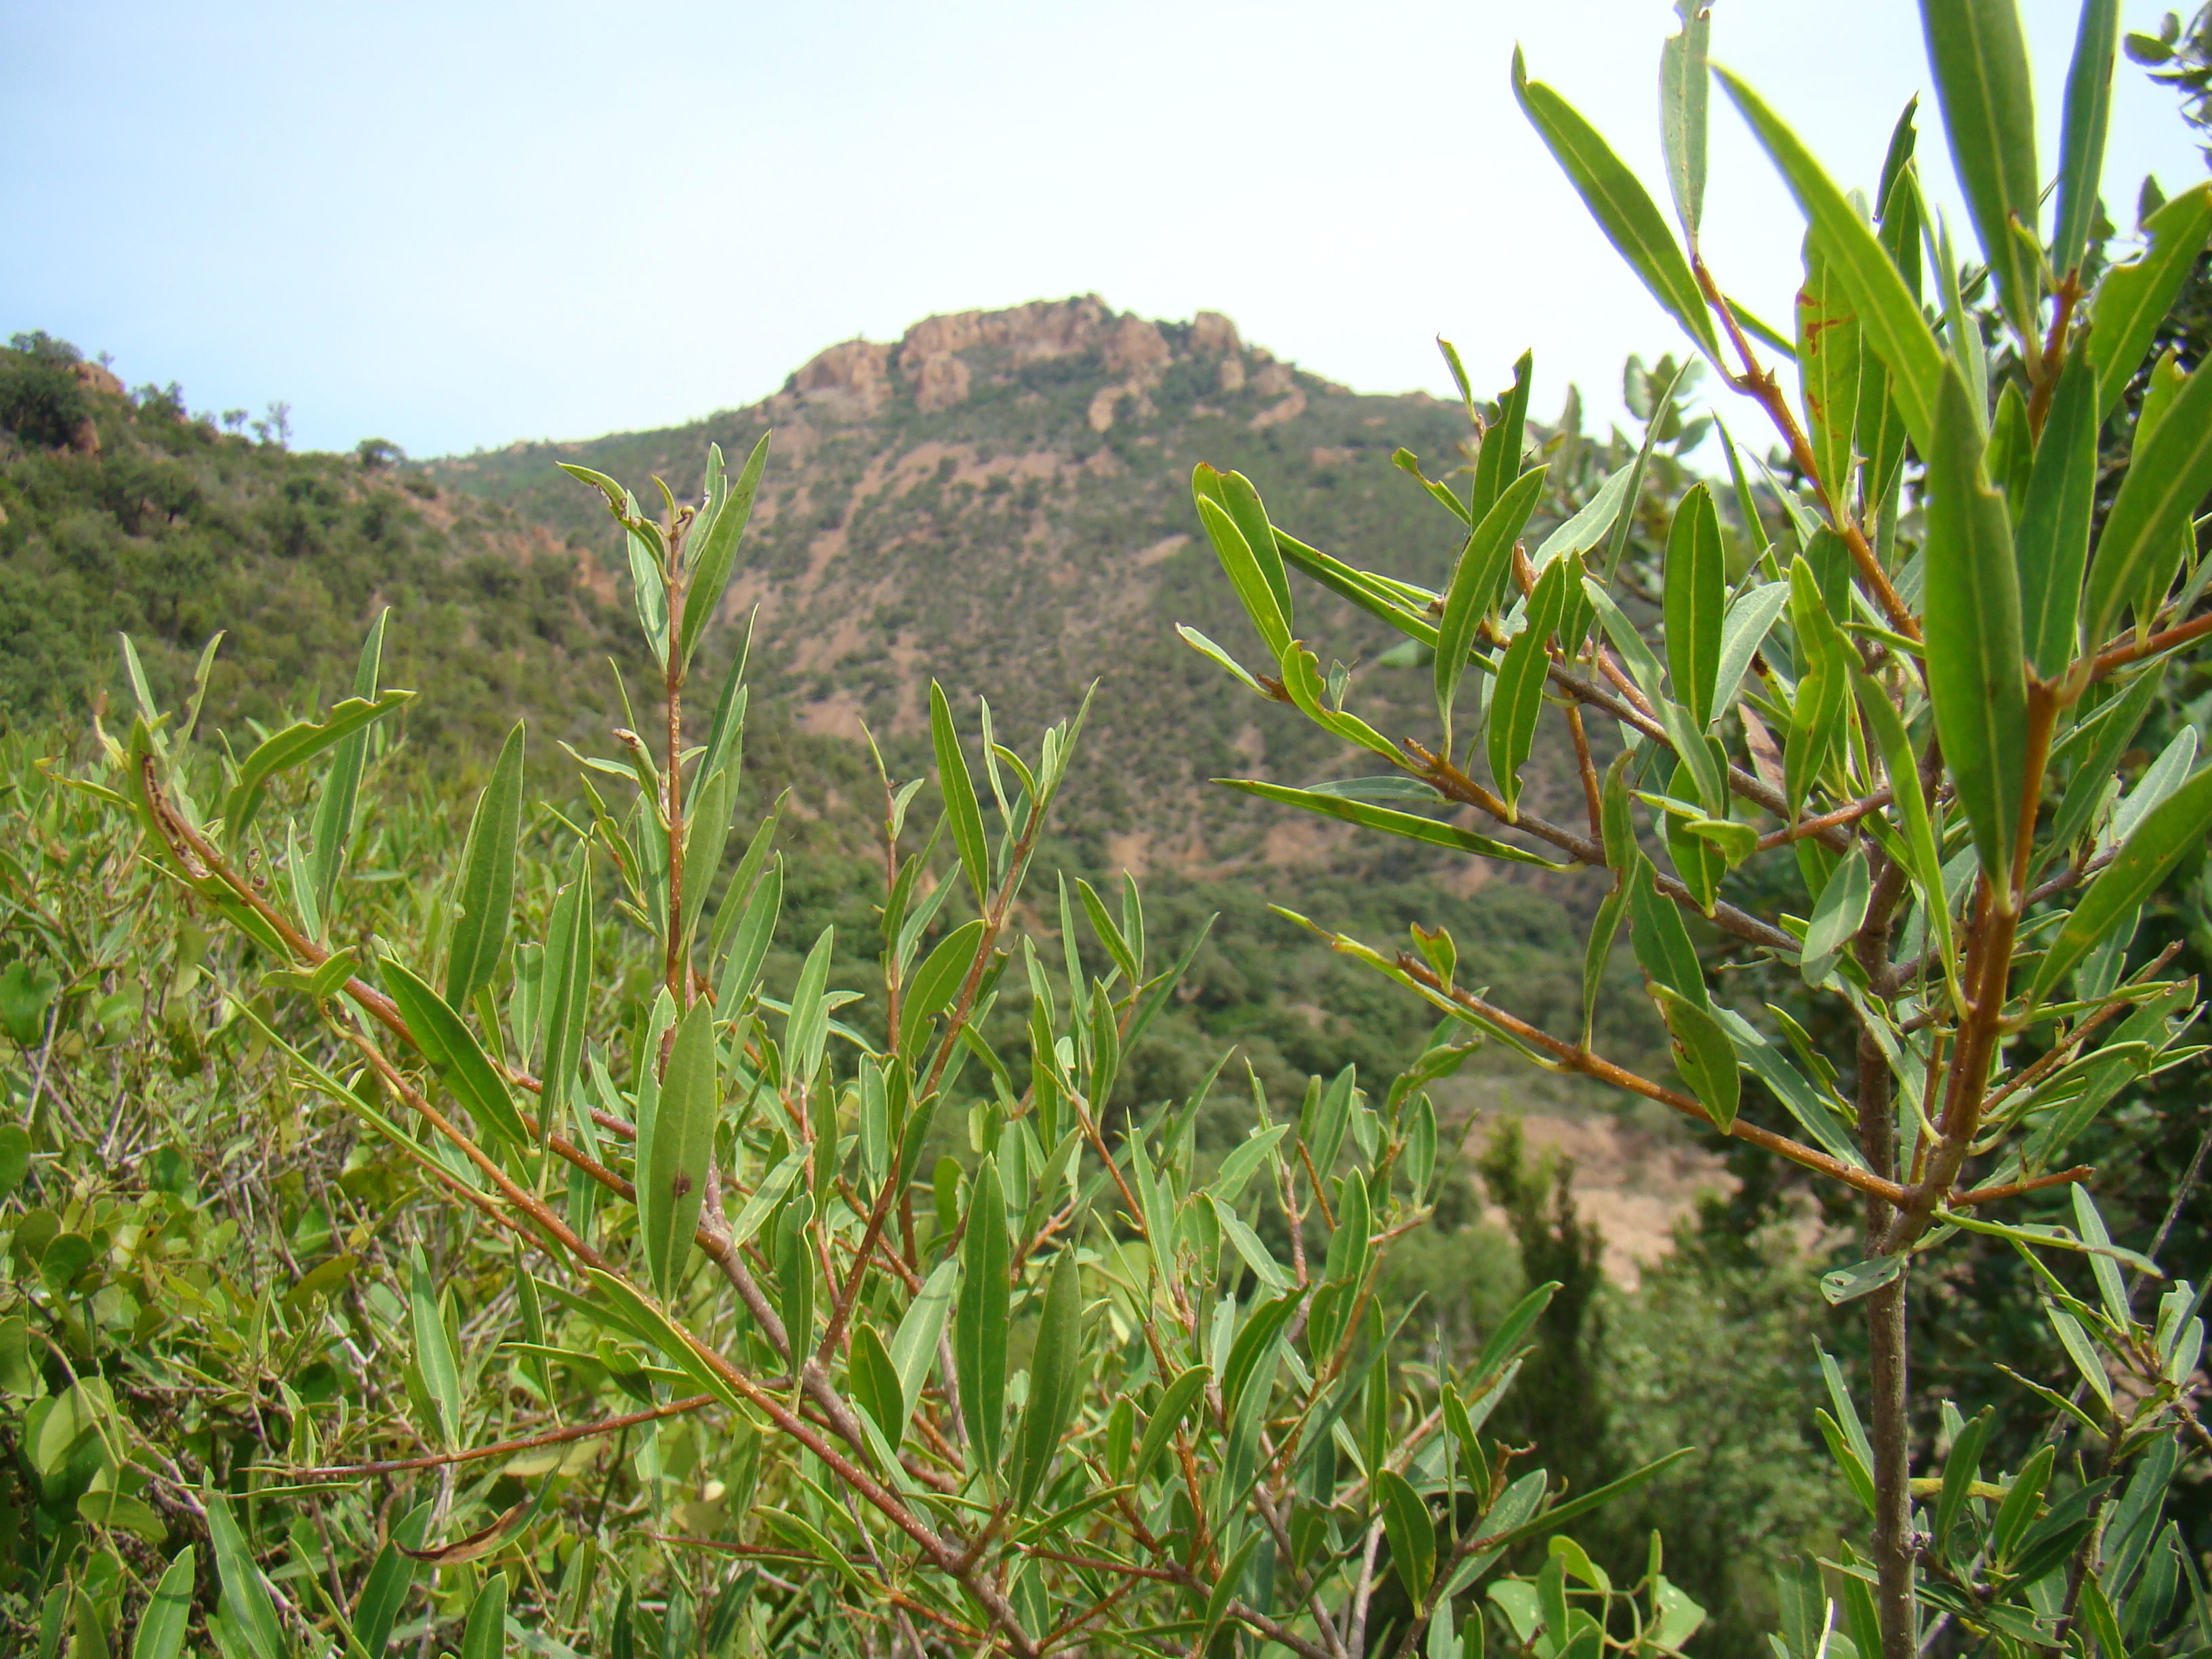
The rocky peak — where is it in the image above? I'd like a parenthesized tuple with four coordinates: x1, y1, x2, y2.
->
(778, 297, 1281, 424)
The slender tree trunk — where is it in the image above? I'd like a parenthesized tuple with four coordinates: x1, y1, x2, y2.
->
(1866, 1270, 1913, 1659)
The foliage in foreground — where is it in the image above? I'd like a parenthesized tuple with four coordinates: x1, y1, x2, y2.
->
(1179, 3, 2212, 1658)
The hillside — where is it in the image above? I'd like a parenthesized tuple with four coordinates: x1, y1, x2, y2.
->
(427, 296, 1589, 876)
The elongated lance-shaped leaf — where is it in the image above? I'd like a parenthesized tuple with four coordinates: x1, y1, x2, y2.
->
(1375, 1468, 1437, 1599)
(1490, 558, 1571, 821)
(1660, 0, 1711, 246)
(1193, 470, 1291, 659)
(1664, 484, 1725, 726)
(132, 1547, 195, 1659)
(2084, 353, 2212, 644)
(1470, 350, 1534, 527)
(410, 1251, 462, 1446)
(1014, 1247, 1085, 1510)
(459, 1573, 508, 1659)
(929, 682, 991, 905)
(2089, 184, 2212, 422)
(1629, 857, 1708, 1009)
(225, 688, 413, 846)
(956, 1155, 1009, 1469)
(1921, 365, 2026, 889)
(308, 607, 387, 914)
(900, 918, 985, 1063)
(444, 722, 525, 1010)
(204, 1491, 290, 1659)
(1920, 0, 2040, 335)
(2032, 762, 2212, 1000)
(2053, 0, 2121, 278)
(1852, 669, 1961, 1007)
(1654, 983, 1740, 1128)
(1514, 52, 1719, 362)
(678, 761, 737, 951)
(784, 926, 836, 1088)
(1796, 237, 1862, 514)
(2016, 348, 2099, 677)
(1435, 465, 1549, 752)
(638, 998, 718, 1299)
(380, 958, 530, 1151)
(1716, 68, 1945, 455)
(537, 841, 594, 1146)
(1206, 466, 1293, 629)
(676, 431, 769, 671)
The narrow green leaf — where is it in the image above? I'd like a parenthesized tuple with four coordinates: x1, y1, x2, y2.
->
(537, 843, 594, 1145)
(444, 723, 526, 1010)
(714, 861, 782, 1017)
(1796, 239, 1862, 512)
(1800, 846, 1872, 987)
(890, 1260, 959, 1427)
(2084, 352, 2212, 644)
(783, 925, 836, 1089)
(1920, 0, 2041, 333)
(1207, 466, 1294, 630)
(1215, 780, 1565, 869)
(1664, 484, 1725, 726)
(848, 1322, 905, 1446)
(1921, 365, 2026, 888)
(900, 918, 985, 1063)
(1436, 467, 1550, 752)
(676, 432, 769, 670)
(459, 1574, 508, 1659)
(1489, 558, 1570, 819)
(1376, 1469, 1437, 1601)
(1715, 68, 1946, 453)
(131, 1548, 195, 1659)
(1659, 0, 1711, 245)
(956, 1155, 1010, 1468)
(1629, 859, 1707, 1009)
(1852, 670, 1959, 1003)
(2087, 182, 2212, 420)
(1134, 1365, 1211, 1484)
(205, 1492, 289, 1659)
(1470, 351, 1534, 527)
(225, 689, 413, 846)
(411, 1254, 463, 1446)
(1194, 492, 1291, 659)
(309, 609, 388, 913)
(1513, 54, 1719, 360)
(1652, 984, 1740, 1128)
(929, 683, 991, 905)
(2031, 762, 2212, 1000)
(380, 958, 529, 1151)
(2015, 348, 2099, 677)
(678, 763, 738, 951)
(640, 999, 718, 1299)
(1015, 1248, 1085, 1510)
(2053, 0, 2123, 277)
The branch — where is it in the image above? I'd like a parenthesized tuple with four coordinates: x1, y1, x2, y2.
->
(1391, 954, 1908, 1208)
(290, 1395, 714, 1479)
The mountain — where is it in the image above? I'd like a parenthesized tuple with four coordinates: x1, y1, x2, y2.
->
(424, 295, 1509, 875)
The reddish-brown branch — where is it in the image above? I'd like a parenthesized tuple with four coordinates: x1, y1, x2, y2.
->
(293, 1395, 714, 1479)
(1391, 954, 1908, 1207)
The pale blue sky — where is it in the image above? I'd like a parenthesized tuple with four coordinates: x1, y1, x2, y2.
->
(4, 1, 2203, 457)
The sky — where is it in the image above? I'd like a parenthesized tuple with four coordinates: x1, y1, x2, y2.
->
(4, 1, 2206, 459)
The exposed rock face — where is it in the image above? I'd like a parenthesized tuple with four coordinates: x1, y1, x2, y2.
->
(1188, 311, 1241, 356)
(792, 340, 892, 417)
(913, 352, 970, 413)
(68, 361, 127, 398)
